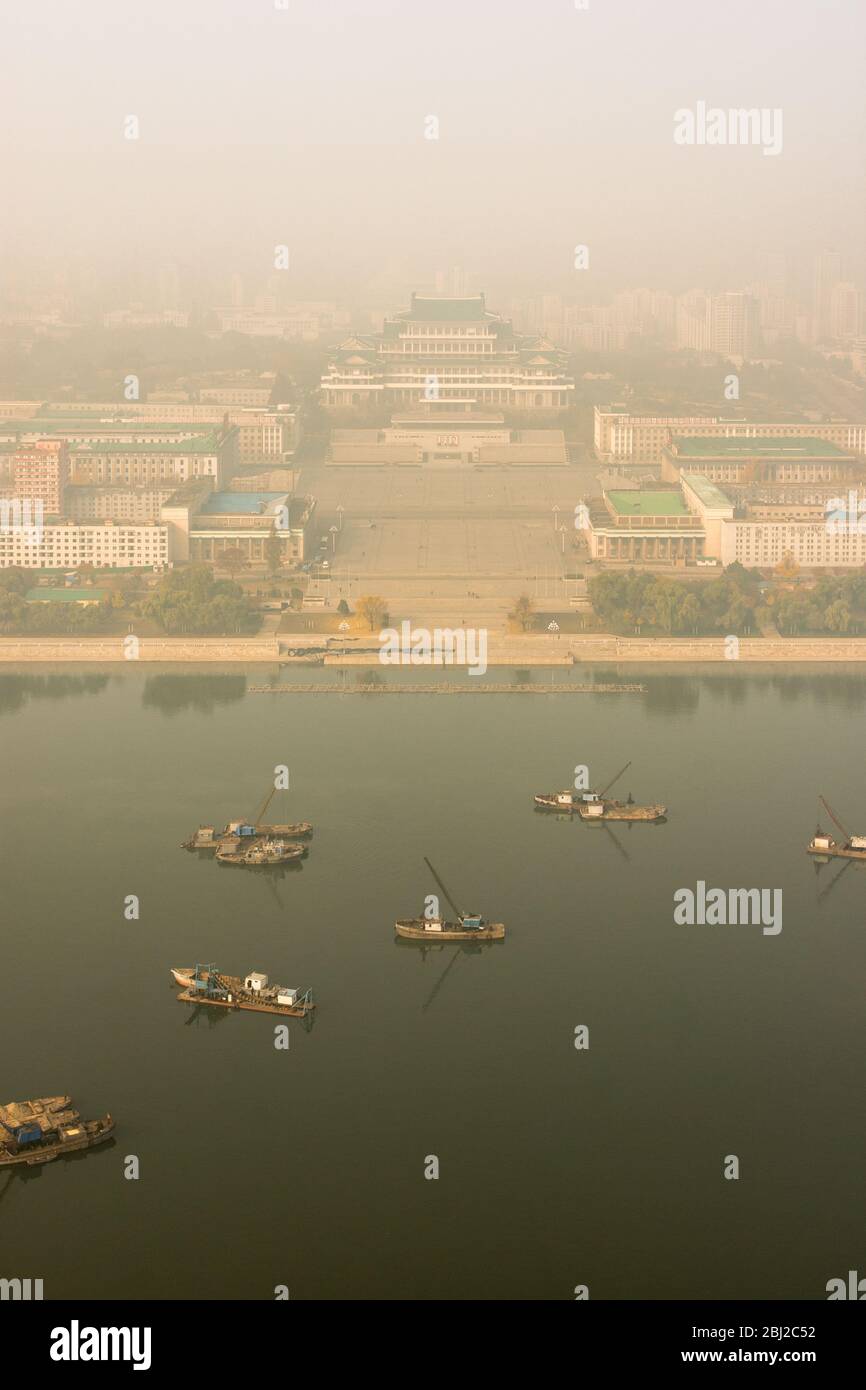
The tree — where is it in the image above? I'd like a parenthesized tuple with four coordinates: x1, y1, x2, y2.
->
(0, 593, 27, 632)
(679, 593, 701, 634)
(510, 594, 534, 631)
(264, 527, 283, 577)
(824, 599, 852, 634)
(775, 551, 800, 582)
(356, 595, 389, 631)
(218, 548, 248, 580)
(336, 598, 350, 616)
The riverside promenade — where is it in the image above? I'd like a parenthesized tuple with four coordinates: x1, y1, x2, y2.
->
(4, 633, 866, 664)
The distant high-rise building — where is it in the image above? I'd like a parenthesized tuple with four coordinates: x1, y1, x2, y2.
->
(814, 250, 843, 340)
(708, 292, 758, 359)
(675, 291, 710, 351)
(13, 438, 69, 514)
(829, 282, 862, 342)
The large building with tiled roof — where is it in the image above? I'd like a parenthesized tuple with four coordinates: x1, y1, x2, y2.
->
(321, 294, 574, 415)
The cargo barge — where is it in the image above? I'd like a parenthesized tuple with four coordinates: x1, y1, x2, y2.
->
(172, 964, 315, 1018)
(182, 780, 313, 852)
(183, 821, 313, 851)
(0, 1096, 114, 1168)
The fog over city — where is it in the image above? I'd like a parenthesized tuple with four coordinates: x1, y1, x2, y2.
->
(2, 0, 864, 299)
(4, 0, 866, 1343)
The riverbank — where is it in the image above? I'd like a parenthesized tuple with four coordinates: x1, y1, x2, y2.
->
(5, 632, 866, 663)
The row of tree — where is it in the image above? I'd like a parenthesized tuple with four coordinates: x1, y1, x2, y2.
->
(0, 565, 259, 636)
(587, 567, 866, 636)
(135, 566, 258, 635)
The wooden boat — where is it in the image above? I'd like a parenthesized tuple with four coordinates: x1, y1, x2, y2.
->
(535, 761, 666, 822)
(216, 837, 306, 867)
(0, 1096, 114, 1168)
(397, 857, 506, 942)
(807, 796, 866, 860)
(395, 918, 505, 941)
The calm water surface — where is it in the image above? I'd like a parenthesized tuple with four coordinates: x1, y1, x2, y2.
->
(1, 665, 864, 1300)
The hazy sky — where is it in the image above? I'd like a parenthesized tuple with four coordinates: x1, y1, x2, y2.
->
(2, 0, 864, 296)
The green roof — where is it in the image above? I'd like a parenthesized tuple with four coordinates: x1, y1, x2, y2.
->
(0, 420, 216, 441)
(25, 587, 107, 602)
(680, 473, 733, 510)
(607, 490, 688, 517)
(70, 435, 220, 455)
(399, 295, 492, 322)
(671, 435, 848, 458)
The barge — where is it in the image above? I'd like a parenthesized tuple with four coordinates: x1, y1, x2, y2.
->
(182, 780, 313, 852)
(172, 964, 315, 1018)
(0, 1096, 114, 1168)
(183, 821, 312, 851)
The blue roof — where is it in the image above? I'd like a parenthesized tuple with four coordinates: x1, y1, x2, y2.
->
(200, 491, 287, 515)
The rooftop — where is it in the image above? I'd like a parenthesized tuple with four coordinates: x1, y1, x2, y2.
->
(200, 491, 289, 515)
(670, 435, 849, 459)
(397, 294, 494, 322)
(25, 587, 108, 602)
(71, 434, 221, 455)
(680, 473, 735, 511)
(607, 489, 688, 517)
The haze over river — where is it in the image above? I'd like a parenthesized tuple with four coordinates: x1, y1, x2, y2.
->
(1, 664, 864, 1300)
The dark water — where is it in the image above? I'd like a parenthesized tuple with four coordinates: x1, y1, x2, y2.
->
(1, 665, 865, 1301)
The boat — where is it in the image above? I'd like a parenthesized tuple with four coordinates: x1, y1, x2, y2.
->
(216, 837, 307, 867)
(0, 1096, 114, 1168)
(807, 795, 866, 860)
(182, 821, 313, 851)
(182, 780, 313, 851)
(171, 964, 315, 1018)
(396, 857, 506, 941)
(535, 761, 666, 822)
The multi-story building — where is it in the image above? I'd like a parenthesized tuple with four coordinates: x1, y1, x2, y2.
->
(199, 385, 273, 408)
(660, 436, 860, 486)
(681, 472, 866, 569)
(0, 519, 169, 570)
(586, 488, 706, 564)
(13, 439, 69, 514)
(161, 480, 315, 566)
(321, 294, 574, 415)
(64, 485, 176, 523)
(707, 292, 759, 360)
(584, 468, 866, 571)
(67, 434, 228, 487)
(230, 410, 300, 467)
(594, 406, 866, 464)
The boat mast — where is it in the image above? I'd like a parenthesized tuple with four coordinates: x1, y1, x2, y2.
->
(596, 760, 632, 798)
(819, 794, 851, 844)
(423, 857, 465, 921)
(252, 782, 278, 828)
